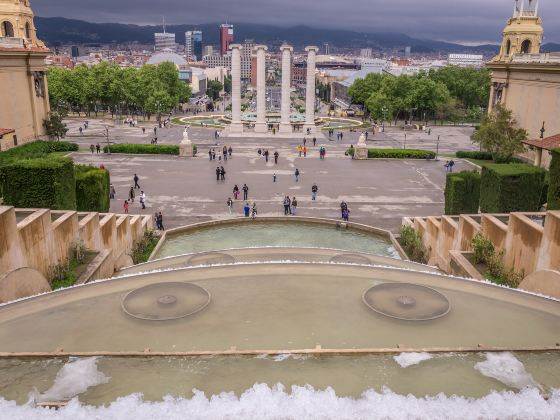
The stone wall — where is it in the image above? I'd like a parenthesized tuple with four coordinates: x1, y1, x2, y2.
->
(0, 206, 153, 280)
(403, 210, 560, 277)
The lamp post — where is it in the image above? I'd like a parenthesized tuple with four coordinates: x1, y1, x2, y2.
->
(382, 106, 388, 132)
(540, 121, 546, 139)
(105, 127, 111, 155)
(436, 135, 440, 161)
(404, 133, 407, 150)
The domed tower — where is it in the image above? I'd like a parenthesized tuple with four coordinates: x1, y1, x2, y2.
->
(494, 0, 543, 62)
(0, 0, 45, 48)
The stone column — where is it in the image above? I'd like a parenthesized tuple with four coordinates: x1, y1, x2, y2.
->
(229, 44, 243, 134)
(304, 46, 319, 134)
(254, 45, 268, 133)
(279, 44, 293, 134)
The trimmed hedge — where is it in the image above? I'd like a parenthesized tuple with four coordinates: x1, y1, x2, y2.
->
(0, 141, 78, 164)
(444, 171, 481, 215)
(480, 163, 546, 213)
(368, 149, 435, 159)
(346, 148, 435, 159)
(104, 144, 179, 155)
(456, 151, 493, 160)
(548, 149, 560, 210)
(1, 157, 76, 209)
(75, 165, 110, 212)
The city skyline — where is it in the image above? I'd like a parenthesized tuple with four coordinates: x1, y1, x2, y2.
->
(33, 0, 560, 44)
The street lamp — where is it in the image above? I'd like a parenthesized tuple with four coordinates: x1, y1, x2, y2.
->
(436, 135, 440, 161)
(382, 106, 388, 132)
(540, 121, 546, 139)
(105, 127, 111, 155)
(404, 133, 407, 150)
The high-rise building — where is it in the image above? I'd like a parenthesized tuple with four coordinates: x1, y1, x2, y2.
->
(241, 39, 254, 81)
(71, 46, 80, 58)
(219, 24, 234, 55)
(203, 45, 214, 56)
(155, 32, 176, 51)
(324, 43, 330, 55)
(185, 31, 203, 61)
(360, 48, 372, 58)
(404, 46, 412, 58)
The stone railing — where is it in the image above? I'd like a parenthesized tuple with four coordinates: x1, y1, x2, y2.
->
(0, 206, 153, 281)
(402, 211, 560, 278)
(0, 37, 24, 48)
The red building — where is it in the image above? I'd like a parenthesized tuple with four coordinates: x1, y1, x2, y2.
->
(219, 24, 234, 55)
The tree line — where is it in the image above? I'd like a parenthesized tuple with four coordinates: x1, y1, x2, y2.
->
(47, 62, 192, 119)
(348, 66, 491, 123)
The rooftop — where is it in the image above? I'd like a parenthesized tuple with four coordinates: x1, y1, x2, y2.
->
(523, 134, 560, 151)
(0, 128, 15, 137)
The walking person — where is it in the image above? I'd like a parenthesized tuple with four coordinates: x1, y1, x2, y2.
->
(303, 146, 307, 157)
(251, 202, 257, 219)
(96, 143, 101, 154)
(291, 197, 298, 216)
(90, 144, 95, 154)
(313, 137, 316, 146)
(227, 197, 233, 214)
(208, 149, 212, 161)
(129, 187, 135, 203)
(298, 145, 302, 157)
(243, 202, 251, 217)
(133, 174, 140, 189)
(223, 146, 228, 161)
(283, 196, 291, 215)
(303, 138, 307, 146)
(449, 160, 455, 173)
(212, 149, 216, 160)
(228, 146, 232, 157)
(342, 207, 350, 222)
(216, 166, 221, 181)
(233, 185, 240, 200)
(274, 151, 279, 164)
(273, 173, 277, 183)
(158, 212, 165, 230)
(123, 200, 129, 214)
(220, 166, 226, 181)
(264, 150, 269, 162)
(79, 126, 83, 135)
(154, 212, 160, 229)
(340, 201, 348, 218)
(295, 168, 300, 182)
(243, 184, 249, 201)
(109, 184, 116, 199)
(311, 184, 318, 201)
(139, 191, 146, 210)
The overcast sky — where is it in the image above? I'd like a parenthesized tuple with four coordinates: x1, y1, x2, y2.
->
(34, 0, 560, 44)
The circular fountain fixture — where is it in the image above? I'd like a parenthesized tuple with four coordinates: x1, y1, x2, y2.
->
(187, 252, 235, 266)
(363, 283, 450, 321)
(330, 253, 372, 265)
(122, 282, 211, 321)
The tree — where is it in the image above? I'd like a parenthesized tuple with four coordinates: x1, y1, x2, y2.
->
(206, 80, 223, 101)
(471, 105, 527, 162)
(348, 73, 385, 106)
(223, 75, 232, 94)
(43, 112, 69, 140)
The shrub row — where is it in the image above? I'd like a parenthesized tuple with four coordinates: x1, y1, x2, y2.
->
(1, 157, 76, 210)
(455, 151, 493, 160)
(367, 148, 436, 159)
(75, 165, 110, 212)
(480, 163, 546, 213)
(444, 171, 481, 215)
(548, 149, 560, 210)
(103, 144, 179, 155)
(0, 141, 78, 165)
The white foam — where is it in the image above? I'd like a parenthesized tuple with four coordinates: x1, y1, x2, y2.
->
(475, 352, 542, 391)
(2, 385, 560, 419)
(272, 354, 291, 362)
(32, 357, 110, 403)
(393, 352, 433, 368)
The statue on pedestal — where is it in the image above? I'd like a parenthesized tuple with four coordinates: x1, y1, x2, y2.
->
(355, 132, 368, 160)
(180, 125, 193, 157)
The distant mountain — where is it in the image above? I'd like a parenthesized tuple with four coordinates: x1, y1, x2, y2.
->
(542, 43, 560, 53)
(35, 17, 502, 54)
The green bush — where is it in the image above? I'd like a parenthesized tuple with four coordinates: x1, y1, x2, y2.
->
(398, 225, 427, 264)
(471, 233, 494, 265)
(444, 171, 481, 215)
(346, 147, 355, 157)
(548, 149, 560, 210)
(75, 165, 110, 212)
(103, 143, 179, 155)
(479, 163, 546, 213)
(456, 151, 493, 160)
(0, 140, 78, 165)
(1, 157, 76, 209)
(131, 230, 160, 264)
(367, 149, 435, 159)
(540, 170, 550, 209)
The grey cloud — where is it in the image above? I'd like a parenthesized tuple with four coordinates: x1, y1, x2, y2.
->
(33, 0, 560, 43)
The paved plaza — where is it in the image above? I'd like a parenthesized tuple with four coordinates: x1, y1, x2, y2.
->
(67, 118, 476, 231)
